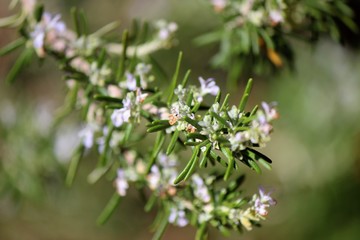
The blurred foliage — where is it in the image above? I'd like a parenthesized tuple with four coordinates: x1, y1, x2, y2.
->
(0, 99, 65, 202)
(195, 0, 357, 86)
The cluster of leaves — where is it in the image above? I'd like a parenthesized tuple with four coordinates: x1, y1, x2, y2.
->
(196, 0, 357, 85)
(0, 1, 277, 239)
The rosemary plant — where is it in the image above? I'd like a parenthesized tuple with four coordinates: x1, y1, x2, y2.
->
(0, 0, 279, 239)
(196, 0, 356, 85)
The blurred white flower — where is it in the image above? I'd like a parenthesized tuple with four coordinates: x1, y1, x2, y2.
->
(269, 10, 284, 24)
(115, 169, 129, 196)
(78, 123, 99, 149)
(192, 174, 211, 203)
(168, 207, 189, 227)
(197, 77, 220, 102)
(156, 20, 178, 40)
(111, 95, 132, 127)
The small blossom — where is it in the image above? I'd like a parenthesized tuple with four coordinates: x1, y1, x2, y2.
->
(228, 105, 241, 120)
(111, 108, 131, 127)
(168, 207, 189, 227)
(197, 77, 220, 102)
(30, 12, 67, 57)
(248, 10, 265, 26)
(252, 188, 276, 217)
(115, 169, 129, 196)
(121, 73, 137, 91)
(78, 124, 99, 149)
(192, 174, 211, 203)
(89, 62, 111, 86)
(155, 20, 178, 40)
(111, 94, 133, 127)
(261, 102, 279, 121)
(269, 10, 284, 25)
(211, 0, 227, 12)
(229, 132, 248, 151)
(147, 165, 161, 190)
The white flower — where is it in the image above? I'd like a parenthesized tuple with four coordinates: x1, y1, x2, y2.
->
(229, 132, 248, 151)
(168, 207, 189, 227)
(30, 12, 67, 57)
(115, 169, 129, 196)
(121, 73, 137, 91)
(252, 188, 276, 216)
(111, 108, 131, 127)
(147, 165, 161, 190)
(89, 62, 111, 86)
(197, 77, 220, 102)
(156, 20, 178, 40)
(248, 10, 264, 26)
(269, 10, 284, 24)
(78, 124, 99, 149)
(192, 174, 211, 203)
(228, 105, 241, 120)
(261, 102, 278, 121)
(111, 95, 133, 127)
(211, 0, 227, 10)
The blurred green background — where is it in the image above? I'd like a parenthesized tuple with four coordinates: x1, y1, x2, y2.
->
(1, 0, 360, 239)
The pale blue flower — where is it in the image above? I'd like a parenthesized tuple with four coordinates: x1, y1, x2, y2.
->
(115, 169, 129, 196)
(197, 77, 220, 102)
(168, 207, 189, 227)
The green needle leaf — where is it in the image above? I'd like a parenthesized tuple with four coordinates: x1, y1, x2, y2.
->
(238, 78, 253, 111)
(65, 144, 85, 187)
(166, 130, 179, 155)
(97, 192, 122, 225)
(167, 51, 182, 105)
(0, 38, 25, 56)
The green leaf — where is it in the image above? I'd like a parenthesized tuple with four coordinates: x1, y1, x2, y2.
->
(167, 51, 183, 105)
(152, 211, 169, 240)
(79, 9, 88, 36)
(146, 119, 170, 127)
(94, 95, 123, 104)
(0, 38, 25, 56)
(222, 147, 235, 181)
(91, 21, 119, 38)
(144, 192, 158, 212)
(181, 69, 191, 87)
(248, 160, 261, 174)
(199, 143, 212, 168)
(87, 163, 113, 184)
(195, 222, 208, 240)
(193, 30, 222, 46)
(238, 78, 253, 111)
(147, 124, 170, 133)
(166, 130, 179, 155)
(71, 7, 82, 36)
(174, 146, 200, 184)
(259, 29, 274, 50)
(249, 25, 259, 54)
(34, 4, 44, 22)
(146, 132, 165, 173)
(65, 145, 85, 187)
(210, 111, 231, 128)
(116, 30, 129, 82)
(5, 48, 34, 84)
(184, 116, 202, 130)
(0, 14, 20, 28)
(187, 133, 207, 141)
(220, 93, 230, 112)
(97, 192, 122, 225)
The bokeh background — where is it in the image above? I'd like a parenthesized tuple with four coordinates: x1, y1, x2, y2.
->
(1, 0, 360, 239)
